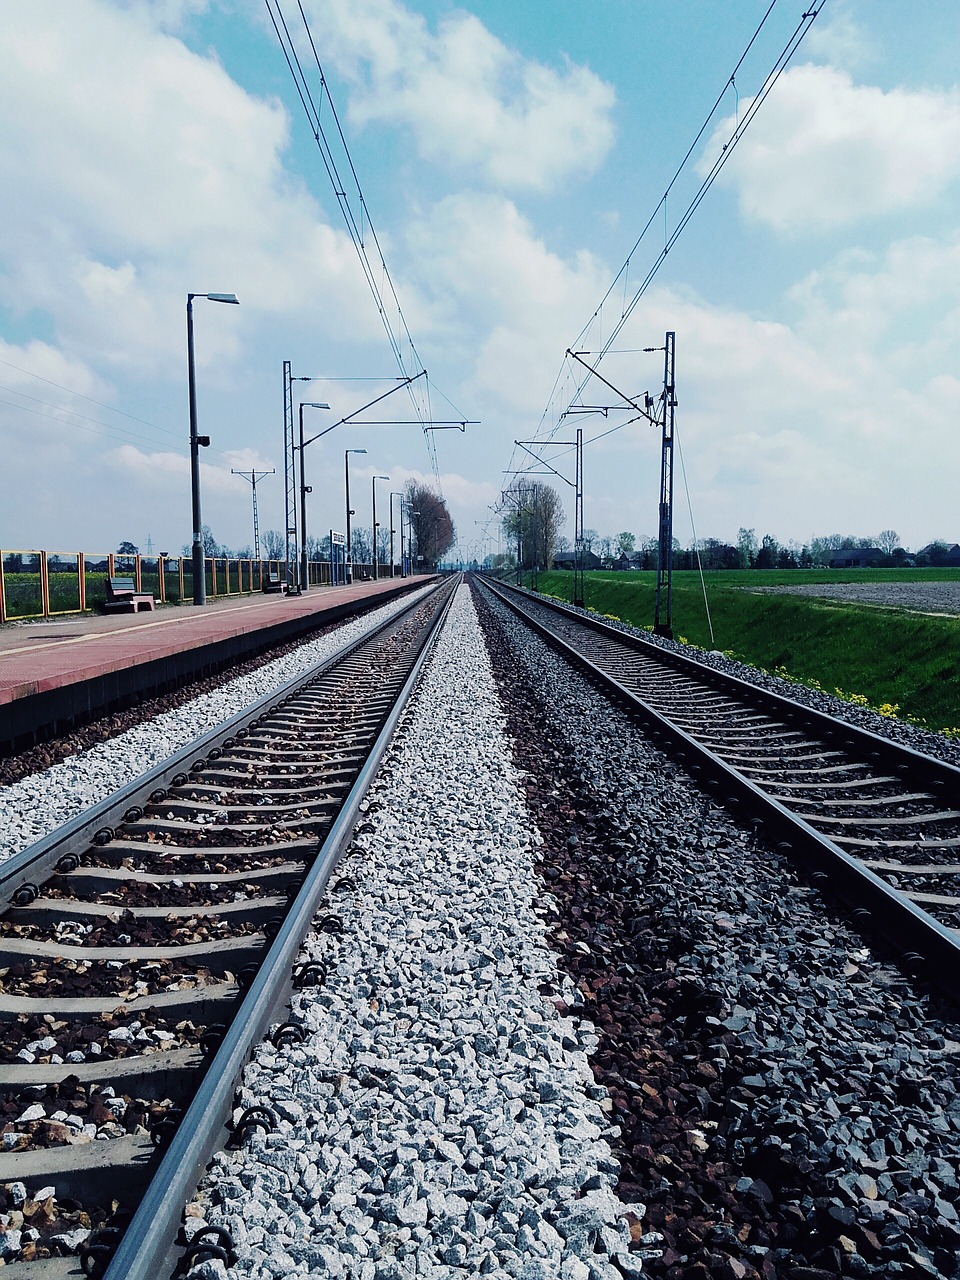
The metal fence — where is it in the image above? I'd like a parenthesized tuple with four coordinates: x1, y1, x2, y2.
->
(0, 551, 401, 622)
(0, 551, 289, 623)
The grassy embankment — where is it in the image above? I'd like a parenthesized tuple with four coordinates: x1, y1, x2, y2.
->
(531, 568, 960, 734)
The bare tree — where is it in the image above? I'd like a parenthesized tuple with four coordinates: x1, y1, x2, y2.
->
(404, 482, 456, 569)
(878, 529, 900, 555)
(261, 529, 284, 561)
(351, 526, 374, 567)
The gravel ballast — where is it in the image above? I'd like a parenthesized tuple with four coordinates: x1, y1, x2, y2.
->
(186, 585, 657, 1280)
(545, 591, 960, 769)
(474, 579, 960, 1279)
(0, 587, 432, 864)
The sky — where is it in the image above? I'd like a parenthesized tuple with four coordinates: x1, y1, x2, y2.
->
(2, 0, 960, 563)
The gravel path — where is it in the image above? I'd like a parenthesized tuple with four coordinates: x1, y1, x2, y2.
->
(185, 585, 657, 1280)
(0, 587, 433, 863)
(475, 580, 960, 1279)
(746, 581, 960, 616)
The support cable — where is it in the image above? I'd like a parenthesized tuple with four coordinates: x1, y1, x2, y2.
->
(265, 0, 474, 488)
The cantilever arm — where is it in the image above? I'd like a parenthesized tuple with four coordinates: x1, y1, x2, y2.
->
(513, 440, 575, 487)
(302, 371, 427, 448)
(566, 349, 659, 427)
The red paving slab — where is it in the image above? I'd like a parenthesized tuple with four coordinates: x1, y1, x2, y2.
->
(0, 579, 426, 708)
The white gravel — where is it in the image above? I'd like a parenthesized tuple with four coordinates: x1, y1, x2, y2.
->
(186, 585, 657, 1280)
(0, 587, 433, 863)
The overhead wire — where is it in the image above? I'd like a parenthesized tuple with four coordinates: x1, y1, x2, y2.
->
(0, 357, 174, 436)
(264, 0, 469, 490)
(530, 1, 826, 449)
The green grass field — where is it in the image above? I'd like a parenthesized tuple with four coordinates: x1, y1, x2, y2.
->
(531, 568, 960, 734)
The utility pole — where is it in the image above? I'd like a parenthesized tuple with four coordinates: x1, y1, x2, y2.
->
(654, 331, 676, 638)
(282, 364, 319, 593)
(232, 467, 275, 561)
(573, 428, 584, 607)
(282, 361, 296, 591)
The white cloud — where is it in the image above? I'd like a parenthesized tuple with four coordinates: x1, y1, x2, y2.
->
(0, 1, 379, 372)
(406, 193, 610, 415)
(789, 233, 960, 374)
(704, 64, 960, 231)
(804, 11, 873, 71)
(308, 0, 616, 192)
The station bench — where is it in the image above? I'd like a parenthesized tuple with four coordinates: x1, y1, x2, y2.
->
(104, 576, 156, 613)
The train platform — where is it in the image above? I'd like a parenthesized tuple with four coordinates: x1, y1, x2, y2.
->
(0, 576, 431, 754)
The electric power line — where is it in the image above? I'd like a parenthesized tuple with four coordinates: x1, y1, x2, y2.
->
(264, 0, 472, 490)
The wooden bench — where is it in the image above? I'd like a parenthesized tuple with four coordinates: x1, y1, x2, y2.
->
(262, 571, 284, 594)
(104, 576, 155, 613)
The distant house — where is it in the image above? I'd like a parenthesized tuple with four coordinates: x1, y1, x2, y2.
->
(918, 543, 960, 567)
(553, 549, 602, 570)
(829, 547, 883, 568)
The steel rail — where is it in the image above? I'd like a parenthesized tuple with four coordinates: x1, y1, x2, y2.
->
(103, 575, 458, 1280)
(493, 582, 960, 798)
(0, 582, 441, 915)
(478, 578, 960, 1004)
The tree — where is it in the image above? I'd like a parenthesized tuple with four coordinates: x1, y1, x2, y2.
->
(736, 528, 757, 569)
(696, 538, 738, 570)
(351, 526, 374, 566)
(500, 482, 564, 569)
(117, 540, 139, 555)
(582, 529, 598, 553)
(261, 529, 284, 561)
(616, 532, 636, 556)
(878, 529, 900, 555)
(181, 525, 227, 558)
(376, 525, 390, 564)
(404, 481, 456, 569)
(755, 533, 779, 570)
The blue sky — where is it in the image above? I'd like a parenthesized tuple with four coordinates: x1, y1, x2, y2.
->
(2, 0, 960, 561)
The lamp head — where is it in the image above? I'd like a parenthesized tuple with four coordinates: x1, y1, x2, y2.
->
(303, 401, 330, 410)
(206, 293, 240, 304)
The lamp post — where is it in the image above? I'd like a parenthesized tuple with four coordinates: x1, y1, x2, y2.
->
(187, 291, 239, 605)
(372, 475, 389, 580)
(298, 402, 330, 592)
(390, 492, 403, 578)
(404, 504, 420, 578)
(344, 449, 367, 583)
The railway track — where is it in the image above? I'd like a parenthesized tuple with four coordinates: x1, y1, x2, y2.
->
(479, 577, 960, 1001)
(0, 576, 457, 1278)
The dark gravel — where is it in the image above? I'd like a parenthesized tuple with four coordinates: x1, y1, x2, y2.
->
(566, 595, 960, 767)
(473, 578, 960, 1280)
(0, 617, 350, 786)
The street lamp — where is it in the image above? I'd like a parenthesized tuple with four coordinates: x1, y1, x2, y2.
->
(344, 449, 367, 583)
(298, 402, 330, 592)
(404, 504, 420, 578)
(372, 475, 389, 580)
(390, 492, 403, 578)
(187, 291, 239, 605)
